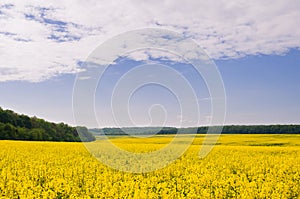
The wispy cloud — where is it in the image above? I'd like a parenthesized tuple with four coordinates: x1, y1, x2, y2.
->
(0, 0, 300, 82)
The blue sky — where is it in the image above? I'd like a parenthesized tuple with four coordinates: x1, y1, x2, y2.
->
(1, 49, 299, 127)
(0, 1, 300, 127)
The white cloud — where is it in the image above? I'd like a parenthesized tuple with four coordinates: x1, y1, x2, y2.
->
(0, 0, 300, 82)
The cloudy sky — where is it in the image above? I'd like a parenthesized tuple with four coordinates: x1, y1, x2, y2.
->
(0, 0, 300, 127)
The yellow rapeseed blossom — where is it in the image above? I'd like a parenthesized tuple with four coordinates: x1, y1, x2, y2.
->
(0, 134, 300, 198)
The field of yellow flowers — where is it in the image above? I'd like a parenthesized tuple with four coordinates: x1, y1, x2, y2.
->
(1, 134, 300, 198)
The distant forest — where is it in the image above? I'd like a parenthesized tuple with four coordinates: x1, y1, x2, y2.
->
(2, 106, 299, 142)
(0, 107, 95, 142)
(90, 125, 300, 136)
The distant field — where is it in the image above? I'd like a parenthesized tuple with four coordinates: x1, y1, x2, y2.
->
(105, 134, 300, 146)
(1, 134, 300, 198)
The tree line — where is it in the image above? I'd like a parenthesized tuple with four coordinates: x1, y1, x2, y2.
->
(90, 125, 300, 136)
(0, 107, 95, 142)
